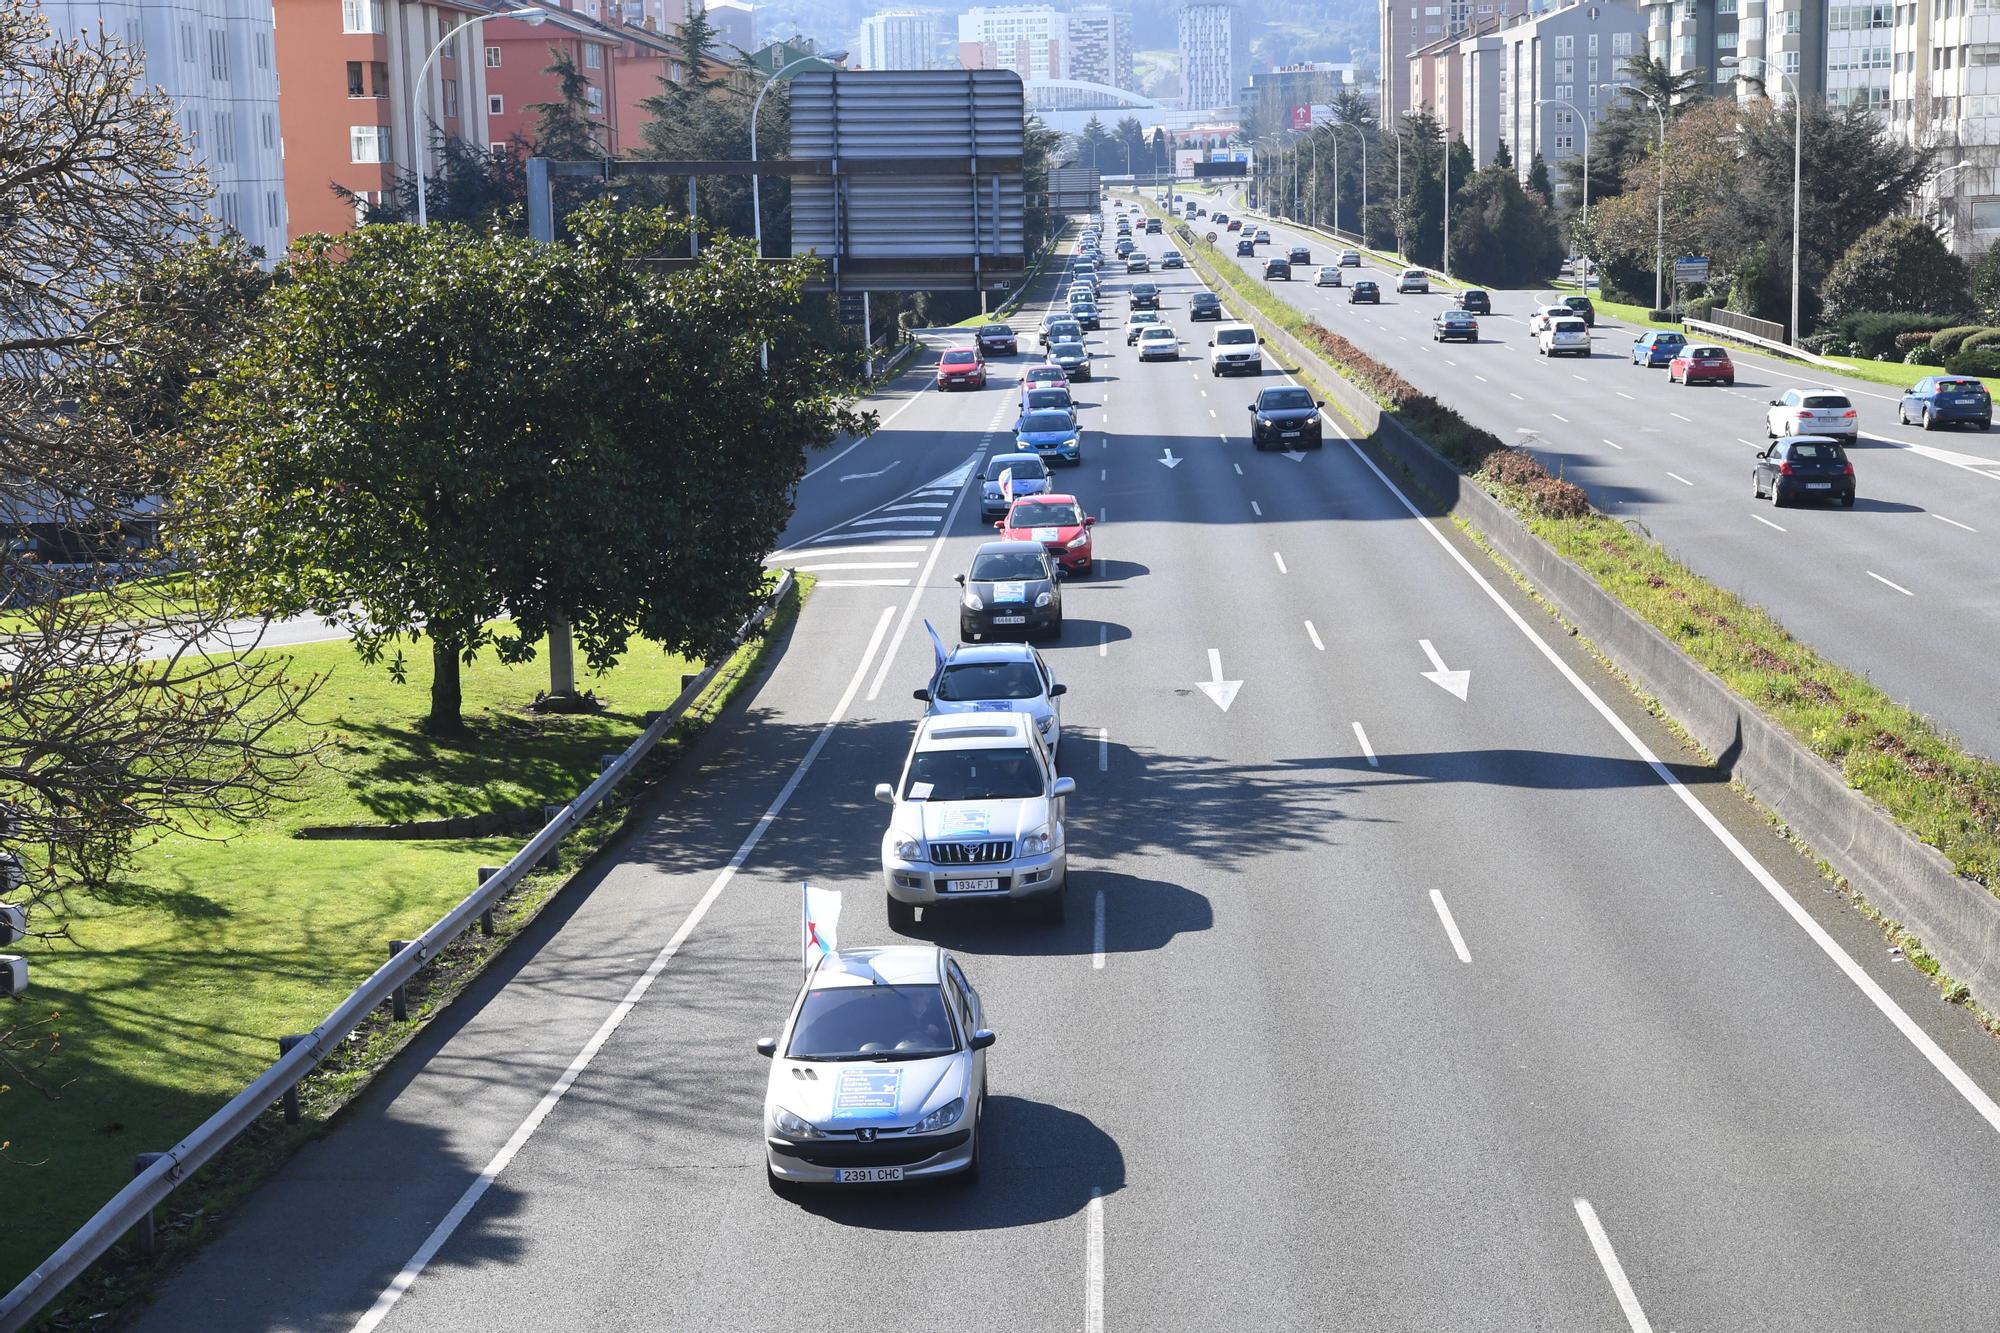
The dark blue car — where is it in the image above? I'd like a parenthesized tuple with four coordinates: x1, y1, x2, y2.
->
(1631, 330, 1687, 367)
(1898, 375, 1992, 431)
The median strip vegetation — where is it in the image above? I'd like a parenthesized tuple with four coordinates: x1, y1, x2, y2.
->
(1152, 198, 2000, 935)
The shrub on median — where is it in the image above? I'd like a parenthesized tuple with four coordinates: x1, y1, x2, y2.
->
(1927, 325, 1989, 361)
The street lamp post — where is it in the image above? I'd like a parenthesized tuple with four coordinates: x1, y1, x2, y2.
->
(750, 55, 822, 369)
(1925, 159, 1975, 237)
(1535, 96, 1590, 288)
(415, 7, 545, 228)
(1604, 82, 1666, 311)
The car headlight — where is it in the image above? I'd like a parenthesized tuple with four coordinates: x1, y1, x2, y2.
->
(1062, 436, 1079, 450)
(1034, 591, 1053, 608)
(1257, 417, 1274, 427)
(1066, 531, 1089, 548)
(1019, 828, 1054, 856)
(771, 1106, 823, 1139)
(963, 591, 983, 609)
(892, 835, 926, 862)
(913, 1097, 964, 1134)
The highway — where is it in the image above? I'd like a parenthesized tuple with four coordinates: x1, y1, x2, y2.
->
(1200, 191, 2000, 765)
(126, 208, 2000, 1332)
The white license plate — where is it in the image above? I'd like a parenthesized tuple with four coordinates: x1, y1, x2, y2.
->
(1807, 482, 1831, 490)
(1280, 430, 1301, 438)
(946, 878, 1001, 894)
(992, 614, 1026, 625)
(835, 1166, 904, 1183)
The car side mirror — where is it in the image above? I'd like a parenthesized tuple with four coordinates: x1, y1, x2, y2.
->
(1050, 683, 1068, 697)
(1247, 403, 1258, 411)
(756, 1037, 777, 1058)
(1054, 566, 1068, 580)
(1207, 339, 1215, 346)
(1258, 336, 1266, 344)
(995, 520, 1005, 529)
(913, 687, 930, 702)
(969, 1028, 997, 1051)
(874, 782, 895, 805)
(1052, 776, 1077, 798)
(955, 573, 967, 586)
(1769, 400, 1782, 407)
(1083, 516, 1095, 526)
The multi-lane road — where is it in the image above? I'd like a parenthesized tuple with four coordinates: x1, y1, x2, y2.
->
(124, 208, 2000, 1332)
(1202, 191, 2000, 765)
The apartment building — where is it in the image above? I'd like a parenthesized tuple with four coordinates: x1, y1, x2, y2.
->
(484, 2, 673, 156)
(857, 10, 938, 69)
(1178, 1, 1239, 111)
(957, 5, 1068, 81)
(1496, 0, 1648, 199)
(38, 0, 288, 255)
(1383, 0, 1527, 123)
(1071, 5, 1135, 90)
(1896, 0, 2000, 255)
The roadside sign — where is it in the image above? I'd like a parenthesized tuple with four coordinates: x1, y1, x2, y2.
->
(837, 292, 866, 325)
(1674, 256, 1710, 284)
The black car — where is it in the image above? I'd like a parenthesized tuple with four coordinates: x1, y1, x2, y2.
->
(1236, 238, 1256, 257)
(1457, 289, 1491, 315)
(1263, 258, 1292, 281)
(1432, 310, 1479, 342)
(975, 322, 1018, 355)
(1561, 295, 1596, 328)
(1248, 385, 1322, 450)
(1753, 436, 1855, 508)
(958, 541, 1063, 640)
(1189, 292, 1224, 321)
(1349, 280, 1380, 304)
(1130, 283, 1161, 310)
(1287, 245, 1311, 265)
(1048, 339, 1092, 381)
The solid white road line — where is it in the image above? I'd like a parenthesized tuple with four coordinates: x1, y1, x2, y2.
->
(882, 501, 950, 512)
(1750, 514, 1787, 532)
(1552, 413, 1570, 423)
(1086, 1189, 1106, 1333)
(1573, 1199, 1655, 1333)
(352, 605, 898, 1332)
(1867, 570, 1915, 597)
(803, 529, 935, 543)
(1093, 890, 1106, 971)
(1666, 472, 1693, 487)
(1429, 890, 1472, 963)
(1352, 721, 1378, 768)
(799, 377, 938, 481)
(1737, 437, 1759, 447)
(1341, 433, 2000, 1138)
(1934, 513, 1978, 532)
(789, 545, 927, 558)
(1099, 624, 1109, 657)
(1671, 412, 1693, 423)
(1098, 725, 1108, 772)
(1272, 551, 1288, 574)
(1304, 620, 1325, 651)
(1616, 391, 1635, 401)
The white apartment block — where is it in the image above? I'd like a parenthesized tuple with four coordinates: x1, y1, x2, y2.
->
(1178, 1, 1238, 111)
(35, 0, 287, 257)
(858, 9, 937, 69)
(1383, 0, 1523, 123)
(957, 5, 1069, 81)
(1496, 0, 1648, 199)
(1896, 0, 2000, 254)
(1638, 0, 1826, 101)
(1070, 4, 1135, 90)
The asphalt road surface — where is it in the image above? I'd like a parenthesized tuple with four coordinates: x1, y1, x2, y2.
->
(1208, 191, 2000, 766)
(126, 209, 2000, 1333)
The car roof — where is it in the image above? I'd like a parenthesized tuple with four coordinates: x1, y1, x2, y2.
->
(945, 640, 1037, 665)
(975, 538, 1050, 556)
(1795, 385, 1842, 394)
(1012, 491, 1079, 505)
(942, 345, 978, 355)
(1687, 345, 1727, 355)
(1777, 434, 1846, 446)
(810, 945, 944, 991)
(989, 451, 1042, 466)
(914, 711, 1036, 750)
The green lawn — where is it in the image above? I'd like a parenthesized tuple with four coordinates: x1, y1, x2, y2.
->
(5, 628, 701, 1289)
(0, 573, 196, 633)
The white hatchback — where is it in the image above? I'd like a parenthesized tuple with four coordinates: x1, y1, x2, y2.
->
(1315, 266, 1343, 287)
(1766, 386, 1859, 443)
(1397, 268, 1430, 293)
(1538, 317, 1591, 357)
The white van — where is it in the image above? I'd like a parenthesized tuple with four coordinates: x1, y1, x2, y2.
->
(1207, 322, 1264, 377)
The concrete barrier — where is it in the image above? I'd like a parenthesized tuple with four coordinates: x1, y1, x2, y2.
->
(1182, 236, 2000, 1011)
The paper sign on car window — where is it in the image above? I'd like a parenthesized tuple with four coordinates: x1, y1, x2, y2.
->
(909, 782, 934, 800)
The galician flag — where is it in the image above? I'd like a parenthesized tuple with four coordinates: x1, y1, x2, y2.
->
(802, 882, 841, 971)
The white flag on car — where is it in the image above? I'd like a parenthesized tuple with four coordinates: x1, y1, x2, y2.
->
(802, 882, 841, 972)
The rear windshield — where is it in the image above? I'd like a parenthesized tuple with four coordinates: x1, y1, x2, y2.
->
(1261, 388, 1313, 409)
(1690, 347, 1726, 359)
(1553, 320, 1587, 333)
(1010, 501, 1083, 527)
(787, 985, 954, 1060)
(1216, 328, 1256, 345)
(1801, 394, 1852, 409)
(935, 660, 1043, 701)
(1938, 379, 1989, 394)
(1021, 411, 1074, 434)
(1786, 441, 1847, 463)
(905, 746, 1043, 800)
(969, 551, 1046, 582)
(1655, 334, 1685, 346)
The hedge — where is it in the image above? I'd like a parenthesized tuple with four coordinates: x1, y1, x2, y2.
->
(1833, 311, 1963, 360)
(1946, 346, 2000, 377)
(1927, 325, 1990, 361)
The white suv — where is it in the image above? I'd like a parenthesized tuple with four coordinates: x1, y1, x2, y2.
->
(1397, 268, 1430, 293)
(1537, 317, 1591, 357)
(1207, 321, 1264, 377)
(876, 714, 1074, 928)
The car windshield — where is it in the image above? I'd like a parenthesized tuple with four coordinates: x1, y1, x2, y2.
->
(786, 984, 955, 1061)
(1261, 389, 1312, 410)
(1802, 394, 1852, 410)
(1193, 294, 1219, 306)
(989, 456, 1046, 481)
(1024, 390, 1071, 412)
(1021, 411, 1074, 434)
(1216, 328, 1255, 345)
(942, 352, 977, 366)
(1011, 501, 1083, 527)
(982, 324, 1012, 336)
(969, 551, 1047, 581)
(1052, 342, 1084, 358)
(935, 660, 1044, 701)
(1129, 313, 1160, 325)
(905, 746, 1044, 800)
(1787, 442, 1846, 463)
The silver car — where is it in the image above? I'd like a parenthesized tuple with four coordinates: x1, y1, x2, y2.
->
(877, 712, 1073, 927)
(758, 946, 993, 1189)
(1766, 386, 1859, 443)
(977, 451, 1050, 518)
(915, 641, 1065, 759)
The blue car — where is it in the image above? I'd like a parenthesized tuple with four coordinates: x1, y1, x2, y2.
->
(1016, 409, 1082, 466)
(1631, 330, 1687, 367)
(978, 452, 1051, 518)
(1898, 375, 1992, 431)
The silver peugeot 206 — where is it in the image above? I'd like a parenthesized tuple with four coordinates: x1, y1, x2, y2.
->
(758, 946, 995, 1191)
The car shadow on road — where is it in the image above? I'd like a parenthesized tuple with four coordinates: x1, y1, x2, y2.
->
(1836, 497, 1925, 514)
(791, 1094, 1123, 1230)
(1285, 741, 1733, 792)
(906, 868, 1210, 959)
(1078, 559, 1149, 583)
(1043, 617, 1132, 651)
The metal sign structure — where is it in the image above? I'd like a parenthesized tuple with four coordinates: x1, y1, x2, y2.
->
(1048, 165, 1102, 213)
(788, 69, 1027, 293)
(1674, 256, 1711, 284)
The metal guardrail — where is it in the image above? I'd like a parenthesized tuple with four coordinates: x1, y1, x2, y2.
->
(1682, 316, 1835, 368)
(1700, 306, 1786, 344)
(0, 571, 795, 1333)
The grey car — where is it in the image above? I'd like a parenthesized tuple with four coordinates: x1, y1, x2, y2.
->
(1048, 338, 1091, 381)
(977, 452, 1051, 519)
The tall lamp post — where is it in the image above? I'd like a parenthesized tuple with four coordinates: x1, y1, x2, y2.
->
(415, 7, 546, 227)
(1535, 96, 1590, 288)
(750, 55, 822, 369)
(1718, 56, 1803, 344)
(1603, 82, 1666, 311)
(1924, 158, 1975, 237)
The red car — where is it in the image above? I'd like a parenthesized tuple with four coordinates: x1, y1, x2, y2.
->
(1668, 344, 1735, 386)
(1226, 219, 1243, 232)
(936, 345, 987, 390)
(1020, 363, 1069, 401)
(997, 492, 1094, 576)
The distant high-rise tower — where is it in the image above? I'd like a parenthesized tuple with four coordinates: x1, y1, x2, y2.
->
(1178, 1, 1237, 110)
(957, 5, 1069, 81)
(858, 9, 937, 69)
(1070, 5, 1134, 90)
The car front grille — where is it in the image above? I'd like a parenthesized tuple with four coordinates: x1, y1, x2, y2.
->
(932, 839, 1015, 864)
(775, 1129, 972, 1167)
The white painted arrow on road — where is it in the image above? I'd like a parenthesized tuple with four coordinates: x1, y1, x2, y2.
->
(839, 463, 895, 482)
(1196, 648, 1243, 712)
(1159, 447, 1183, 469)
(1281, 450, 1307, 462)
(1418, 639, 1470, 701)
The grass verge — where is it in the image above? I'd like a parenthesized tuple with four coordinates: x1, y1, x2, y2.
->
(8, 577, 804, 1323)
(949, 224, 1072, 329)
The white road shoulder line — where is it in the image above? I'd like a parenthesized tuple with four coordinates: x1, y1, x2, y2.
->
(1665, 472, 1693, 487)
(350, 605, 899, 1332)
(1866, 570, 1915, 597)
(1750, 514, 1786, 532)
(1251, 500, 1263, 516)
(1352, 720, 1377, 768)
(1429, 890, 1472, 963)
(866, 456, 983, 702)
(1085, 1189, 1106, 1333)
(1934, 513, 1977, 532)
(1092, 890, 1106, 971)
(1574, 1199, 1655, 1333)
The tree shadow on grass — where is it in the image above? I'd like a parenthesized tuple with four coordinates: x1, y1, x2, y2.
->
(338, 707, 648, 825)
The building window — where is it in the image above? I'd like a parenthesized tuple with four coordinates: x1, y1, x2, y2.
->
(341, 0, 384, 35)
(1556, 58, 1574, 79)
(208, 29, 229, 81)
(262, 113, 275, 148)
(586, 85, 604, 114)
(219, 192, 238, 229)
(350, 125, 390, 163)
(443, 78, 459, 117)
(214, 111, 235, 163)
(486, 45, 502, 67)
(1781, 49, 1799, 73)
(585, 44, 603, 69)
(1613, 31, 1634, 56)
(265, 191, 281, 229)
(1780, 8, 1802, 32)
(1718, 31, 1738, 49)
(178, 21, 194, 63)
(488, 93, 505, 115)
(186, 109, 201, 143)
(1554, 34, 1574, 56)
(1555, 83, 1573, 100)
(1555, 134, 1574, 150)
(1554, 108, 1573, 124)
(1718, 0, 1737, 11)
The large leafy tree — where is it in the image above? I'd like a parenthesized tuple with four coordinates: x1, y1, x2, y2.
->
(178, 209, 868, 736)
(1820, 216, 1971, 321)
(533, 48, 606, 159)
(1447, 163, 1566, 287)
(1076, 115, 1115, 173)
(638, 58, 763, 242)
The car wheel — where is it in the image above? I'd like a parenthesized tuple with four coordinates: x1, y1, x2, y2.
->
(1771, 484, 1786, 509)
(767, 1164, 804, 1199)
(1724, 378, 1735, 387)
(1033, 883, 1067, 925)
(886, 895, 918, 934)
(1898, 406, 1910, 426)
(1924, 409, 1939, 432)
(952, 1122, 982, 1187)
(1752, 473, 1764, 499)
(1841, 494, 1856, 508)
